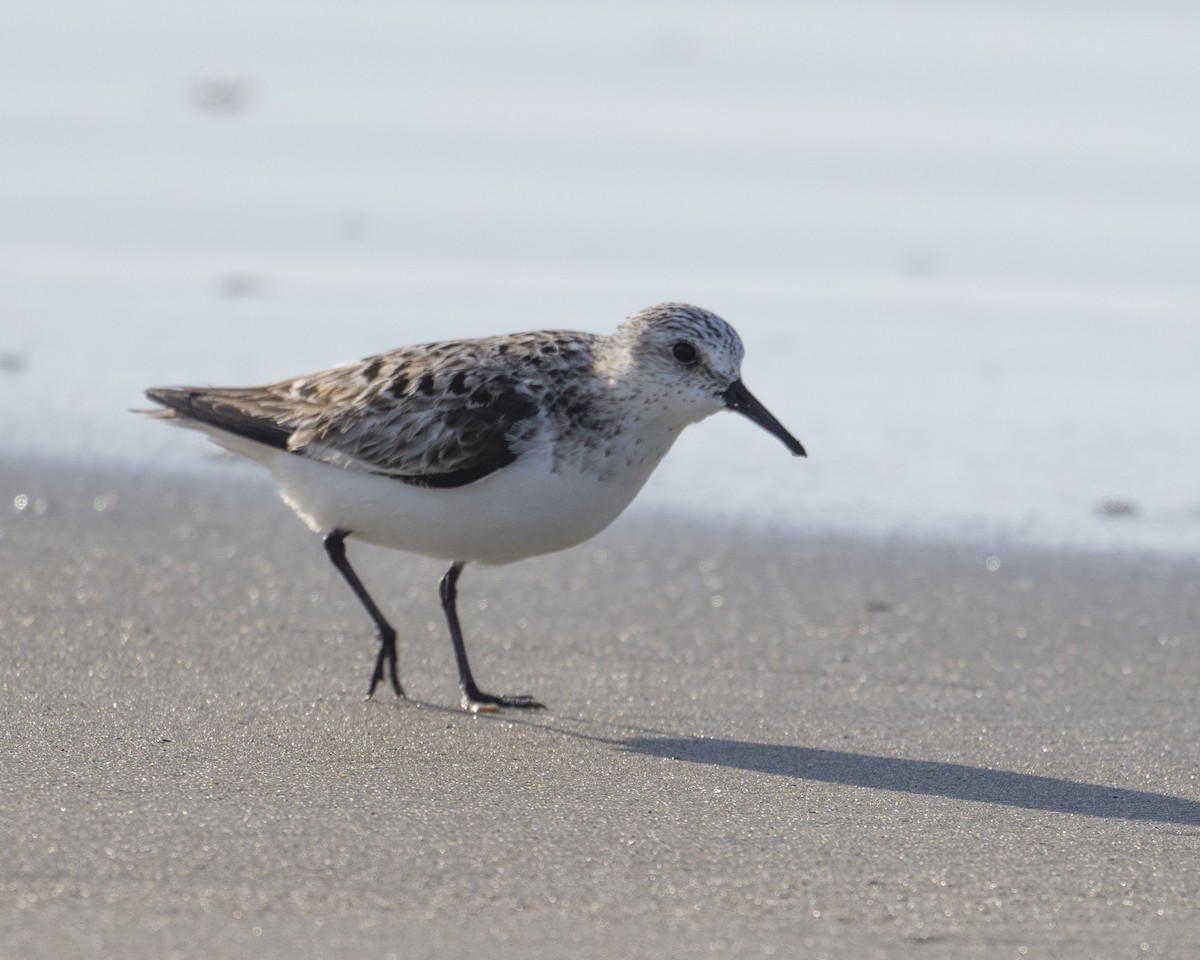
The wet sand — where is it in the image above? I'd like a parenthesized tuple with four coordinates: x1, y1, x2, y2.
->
(2, 460, 1199, 958)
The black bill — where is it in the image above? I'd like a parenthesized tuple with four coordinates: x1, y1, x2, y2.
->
(722, 379, 807, 457)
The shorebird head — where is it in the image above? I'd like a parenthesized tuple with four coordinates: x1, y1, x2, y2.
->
(616, 303, 806, 457)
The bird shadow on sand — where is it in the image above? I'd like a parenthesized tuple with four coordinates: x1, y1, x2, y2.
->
(608, 734, 1200, 826)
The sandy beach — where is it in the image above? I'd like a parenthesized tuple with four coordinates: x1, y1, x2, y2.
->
(2, 459, 1198, 958)
(5, 2, 1200, 956)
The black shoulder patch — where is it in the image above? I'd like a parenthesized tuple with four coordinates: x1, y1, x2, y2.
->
(361, 358, 384, 381)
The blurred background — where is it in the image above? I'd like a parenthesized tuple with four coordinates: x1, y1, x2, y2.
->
(3, 0, 1199, 551)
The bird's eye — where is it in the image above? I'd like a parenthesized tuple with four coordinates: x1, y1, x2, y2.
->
(672, 341, 699, 365)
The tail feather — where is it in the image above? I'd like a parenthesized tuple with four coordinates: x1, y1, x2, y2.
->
(144, 387, 292, 451)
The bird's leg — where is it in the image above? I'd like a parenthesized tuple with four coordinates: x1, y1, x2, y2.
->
(439, 561, 545, 713)
(323, 530, 405, 699)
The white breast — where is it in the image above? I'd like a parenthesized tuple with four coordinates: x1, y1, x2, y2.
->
(263, 438, 666, 564)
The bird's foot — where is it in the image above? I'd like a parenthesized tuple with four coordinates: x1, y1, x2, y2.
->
(365, 630, 406, 700)
(365, 682, 407, 702)
(461, 688, 546, 713)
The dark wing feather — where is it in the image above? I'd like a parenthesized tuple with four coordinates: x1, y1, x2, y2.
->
(145, 388, 293, 451)
(145, 337, 558, 488)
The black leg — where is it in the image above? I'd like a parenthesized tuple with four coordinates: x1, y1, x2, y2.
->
(439, 561, 545, 713)
(323, 530, 404, 699)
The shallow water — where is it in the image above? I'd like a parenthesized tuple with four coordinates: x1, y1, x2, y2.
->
(3, 1, 1199, 554)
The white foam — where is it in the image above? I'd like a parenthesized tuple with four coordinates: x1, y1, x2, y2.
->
(3, 1, 1198, 554)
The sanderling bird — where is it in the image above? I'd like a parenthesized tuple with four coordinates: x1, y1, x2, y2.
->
(145, 303, 805, 712)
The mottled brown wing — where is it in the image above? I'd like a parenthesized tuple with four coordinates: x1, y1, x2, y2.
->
(146, 342, 546, 488)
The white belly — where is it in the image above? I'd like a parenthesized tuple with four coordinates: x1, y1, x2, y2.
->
(257, 441, 656, 564)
